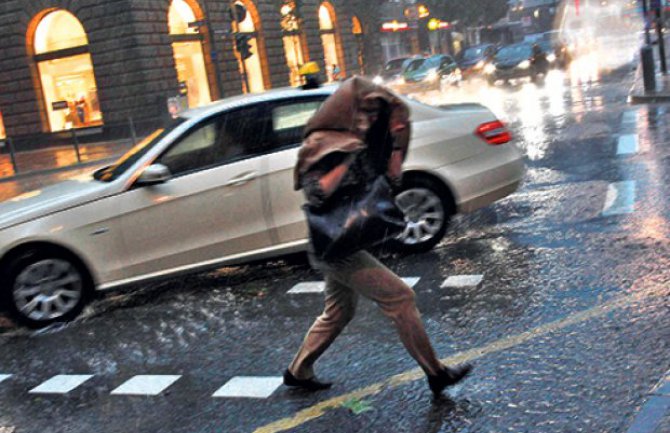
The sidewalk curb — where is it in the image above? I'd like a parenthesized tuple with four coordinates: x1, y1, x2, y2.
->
(0, 157, 117, 185)
(625, 370, 670, 433)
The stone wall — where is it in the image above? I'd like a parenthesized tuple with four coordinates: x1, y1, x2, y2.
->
(0, 0, 382, 143)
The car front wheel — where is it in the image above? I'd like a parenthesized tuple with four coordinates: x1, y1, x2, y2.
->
(391, 177, 453, 254)
(0, 249, 91, 328)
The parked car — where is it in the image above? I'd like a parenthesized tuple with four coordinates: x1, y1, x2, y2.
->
(485, 42, 549, 85)
(401, 54, 462, 91)
(458, 44, 497, 79)
(373, 56, 412, 86)
(0, 85, 524, 328)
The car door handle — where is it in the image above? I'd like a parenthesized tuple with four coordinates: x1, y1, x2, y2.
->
(224, 171, 257, 187)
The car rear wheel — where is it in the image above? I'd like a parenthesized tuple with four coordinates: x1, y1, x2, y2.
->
(0, 249, 91, 328)
(390, 177, 453, 254)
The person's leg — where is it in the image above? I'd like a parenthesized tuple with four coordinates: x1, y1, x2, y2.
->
(327, 251, 444, 376)
(288, 275, 359, 380)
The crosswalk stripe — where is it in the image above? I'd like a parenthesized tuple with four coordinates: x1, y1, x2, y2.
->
(110, 375, 181, 396)
(603, 181, 636, 216)
(441, 275, 484, 289)
(28, 375, 93, 394)
(288, 282, 324, 294)
(288, 277, 421, 294)
(617, 134, 638, 155)
(212, 376, 283, 399)
(0, 374, 11, 384)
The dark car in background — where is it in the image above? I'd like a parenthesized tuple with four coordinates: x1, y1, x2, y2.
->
(537, 39, 571, 69)
(373, 57, 412, 86)
(484, 42, 549, 85)
(458, 44, 497, 79)
(401, 54, 461, 91)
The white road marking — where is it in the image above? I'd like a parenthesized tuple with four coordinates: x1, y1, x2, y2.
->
(441, 275, 484, 289)
(28, 375, 93, 394)
(617, 134, 639, 155)
(288, 282, 325, 294)
(110, 375, 181, 396)
(288, 277, 421, 294)
(0, 375, 11, 384)
(603, 181, 636, 216)
(212, 376, 283, 399)
(402, 277, 421, 288)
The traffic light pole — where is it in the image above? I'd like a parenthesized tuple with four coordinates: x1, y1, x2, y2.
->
(201, 0, 225, 99)
(230, 1, 250, 93)
(655, 3, 667, 74)
(642, 0, 651, 45)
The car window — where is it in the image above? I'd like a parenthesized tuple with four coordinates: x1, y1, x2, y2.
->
(94, 119, 185, 182)
(158, 105, 266, 177)
(441, 56, 454, 68)
(268, 99, 325, 149)
(159, 120, 220, 176)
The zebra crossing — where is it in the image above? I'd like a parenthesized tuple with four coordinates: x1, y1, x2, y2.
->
(0, 274, 487, 401)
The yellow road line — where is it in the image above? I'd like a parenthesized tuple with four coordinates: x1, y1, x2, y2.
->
(254, 287, 665, 433)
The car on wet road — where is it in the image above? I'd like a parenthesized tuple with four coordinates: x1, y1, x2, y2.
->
(0, 85, 524, 328)
(401, 54, 462, 92)
(485, 42, 550, 85)
(458, 43, 497, 80)
(373, 56, 412, 86)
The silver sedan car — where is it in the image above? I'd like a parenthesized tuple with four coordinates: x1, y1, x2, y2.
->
(0, 85, 524, 327)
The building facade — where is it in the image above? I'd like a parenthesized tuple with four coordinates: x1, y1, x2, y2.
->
(0, 0, 382, 144)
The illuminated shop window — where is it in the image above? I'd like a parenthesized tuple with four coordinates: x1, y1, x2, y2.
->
(234, 1, 266, 93)
(0, 111, 5, 140)
(169, 0, 212, 108)
(33, 10, 103, 132)
(281, 2, 307, 87)
(352, 16, 365, 75)
(319, 3, 345, 82)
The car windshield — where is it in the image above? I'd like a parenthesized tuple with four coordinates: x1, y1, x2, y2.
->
(419, 57, 442, 71)
(404, 59, 425, 73)
(384, 58, 408, 72)
(463, 47, 485, 60)
(93, 118, 186, 182)
(495, 44, 532, 61)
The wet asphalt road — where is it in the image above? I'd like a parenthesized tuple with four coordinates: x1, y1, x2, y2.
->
(1, 65, 669, 433)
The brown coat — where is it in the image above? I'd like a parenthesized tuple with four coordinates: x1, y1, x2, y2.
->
(293, 77, 411, 190)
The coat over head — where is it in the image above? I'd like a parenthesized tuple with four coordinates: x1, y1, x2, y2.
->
(294, 77, 411, 190)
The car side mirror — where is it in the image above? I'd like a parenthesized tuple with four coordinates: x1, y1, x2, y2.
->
(136, 164, 171, 186)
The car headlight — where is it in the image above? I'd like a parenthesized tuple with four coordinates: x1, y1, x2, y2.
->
(372, 75, 384, 85)
(518, 60, 531, 69)
(547, 53, 557, 63)
(475, 60, 485, 70)
(484, 63, 496, 74)
(426, 69, 439, 82)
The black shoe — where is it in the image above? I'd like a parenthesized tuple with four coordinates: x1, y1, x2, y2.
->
(283, 369, 332, 391)
(427, 364, 473, 396)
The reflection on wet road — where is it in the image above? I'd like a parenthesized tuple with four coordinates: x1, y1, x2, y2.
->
(0, 63, 669, 433)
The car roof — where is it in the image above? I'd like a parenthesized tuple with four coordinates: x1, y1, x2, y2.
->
(180, 85, 338, 119)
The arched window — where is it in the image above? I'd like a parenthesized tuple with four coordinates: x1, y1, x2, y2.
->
(169, 0, 212, 108)
(352, 16, 365, 75)
(233, 0, 267, 93)
(281, 1, 307, 86)
(31, 9, 103, 132)
(318, 3, 345, 82)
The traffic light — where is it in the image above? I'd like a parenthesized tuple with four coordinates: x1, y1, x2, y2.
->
(235, 33, 253, 60)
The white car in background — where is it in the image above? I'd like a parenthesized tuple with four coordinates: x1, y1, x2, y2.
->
(0, 85, 524, 327)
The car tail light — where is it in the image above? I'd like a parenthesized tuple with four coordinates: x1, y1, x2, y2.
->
(475, 120, 512, 145)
